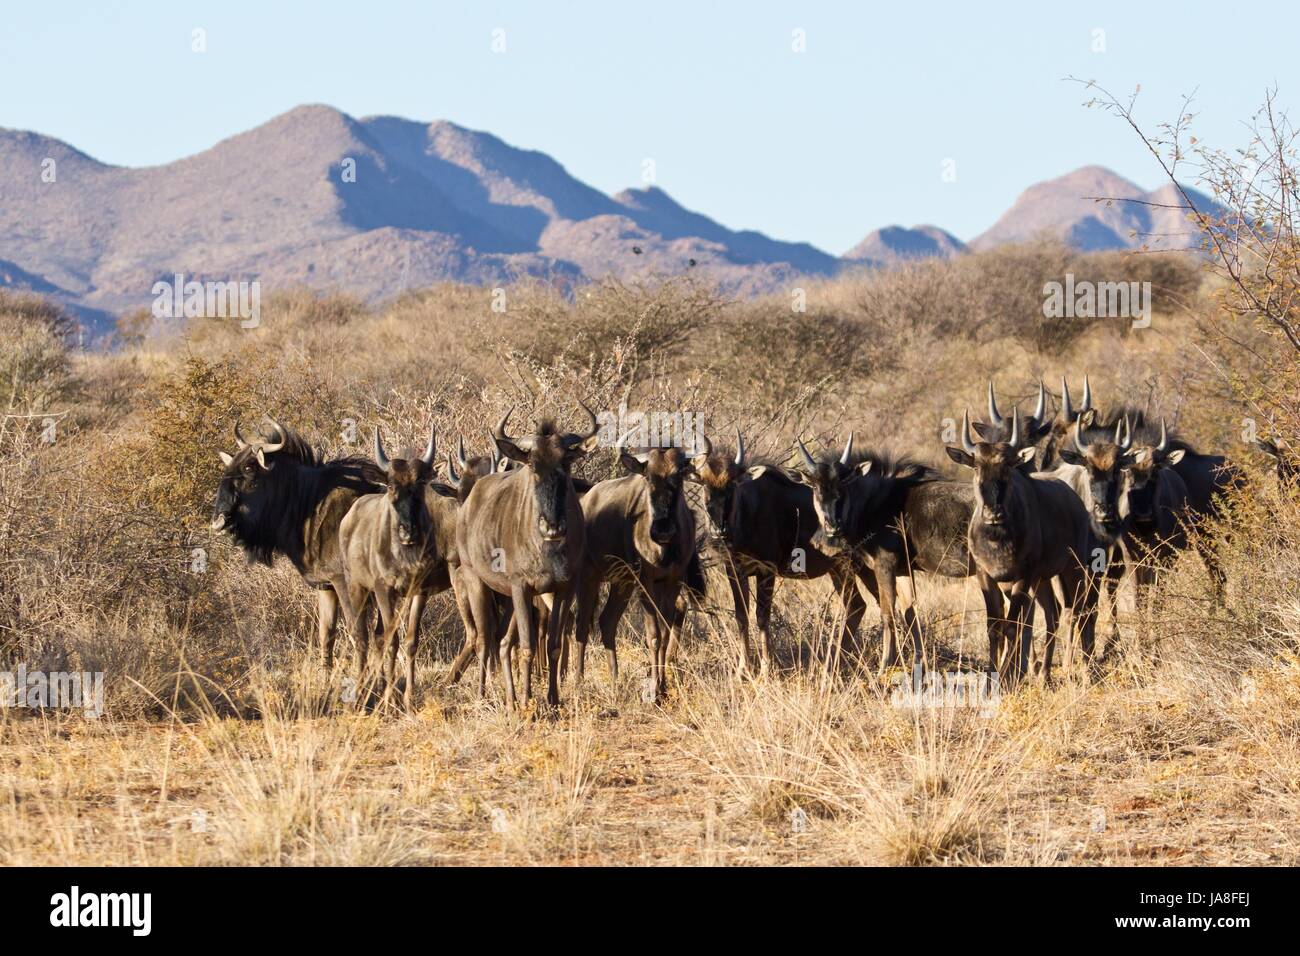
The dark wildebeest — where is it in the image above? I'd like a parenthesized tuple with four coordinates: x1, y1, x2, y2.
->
(456, 406, 599, 708)
(1253, 436, 1299, 487)
(688, 430, 873, 675)
(947, 409, 1099, 684)
(338, 426, 445, 711)
(792, 433, 1009, 673)
(571, 436, 698, 700)
(1118, 418, 1190, 615)
(212, 417, 384, 668)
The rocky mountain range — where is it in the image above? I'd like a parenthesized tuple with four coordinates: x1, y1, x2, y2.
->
(0, 105, 1220, 333)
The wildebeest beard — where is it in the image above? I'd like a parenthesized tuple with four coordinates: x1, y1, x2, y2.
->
(213, 430, 383, 569)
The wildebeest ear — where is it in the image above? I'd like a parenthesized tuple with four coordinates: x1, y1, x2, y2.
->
(620, 452, 648, 476)
(254, 447, 272, 470)
(1079, 409, 1098, 429)
(745, 464, 769, 481)
(1253, 439, 1280, 458)
(1028, 420, 1053, 443)
(218, 451, 234, 467)
(856, 459, 875, 476)
(1057, 447, 1084, 466)
(574, 433, 601, 455)
(945, 447, 974, 468)
(493, 436, 530, 463)
(971, 421, 996, 441)
(1017, 447, 1037, 464)
(1119, 451, 1141, 469)
(1163, 448, 1186, 466)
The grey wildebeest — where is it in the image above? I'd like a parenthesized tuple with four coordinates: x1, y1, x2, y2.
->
(947, 409, 1099, 684)
(337, 425, 447, 711)
(456, 406, 600, 708)
(1039, 412, 1137, 661)
(211, 417, 384, 668)
(688, 430, 873, 675)
(571, 436, 698, 700)
(792, 434, 1011, 673)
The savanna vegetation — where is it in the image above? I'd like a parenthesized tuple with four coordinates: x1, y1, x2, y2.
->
(1, 98, 1298, 865)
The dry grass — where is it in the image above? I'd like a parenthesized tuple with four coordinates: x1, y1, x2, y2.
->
(0, 248, 1296, 866)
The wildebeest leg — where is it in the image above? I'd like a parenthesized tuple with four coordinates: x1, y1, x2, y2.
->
(977, 572, 1006, 676)
(754, 573, 776, 675)
(728, 571, 752, 677)
(446, 570, 479, 687)
(375, 586, 400, 713)
(343, 580, 373, 707)
(1037, 585, 1060, 684)
(512, 583, 538, 705)
(317, 588, 340, 669)
(598, 582, 633, 695)
(1003, 583, 1034, 687)
(833, 566, 868, 670)
(463, 572, 503, 704)
(865, 560, 900, 672)
(1196, 538, 1227, 605)
(401, 589, 424, 713)
(546, 592, 567, 708)
(571, 572, 600, 688)
(1063, 565, 1098, 680)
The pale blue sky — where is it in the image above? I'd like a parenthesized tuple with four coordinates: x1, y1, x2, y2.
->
(2, 1, 1293, 253)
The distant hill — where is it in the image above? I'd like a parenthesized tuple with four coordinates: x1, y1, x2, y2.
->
(0, 107, 1225, 335)
(970, 164, 1222, 252)
(842, 225, 966, 267)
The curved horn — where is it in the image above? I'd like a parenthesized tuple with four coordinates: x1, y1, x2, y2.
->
(961, 410, 977, 454)
(1060, 377, 1074, 422)
(234, 422, 251, 450)
(797, 436, 817, 472)
(494, 406, 533, 452)
(261, 416, 287, 453)
(373, 427, 391, 473)
(446, 453, 460, 484)
(1009, 407, 1020, 448)
(1080, 374, 1093, 412)
(695, 429, 713, 459)
(493, 407, 514, 442)
(1115, 414, 1132, 451)
(734, 428, 744, 466)
(486, 432, 502, 470)
(840, 431, 854, 466)
(616, 430, 650, 464)
(986, 380, 1005, 427)
(419, 425, 437, 466)
(1156, 418, 1168, 454)
(566, 400, 599, 446)
(1033, 380, 1046, 422)
(456, 436, 470, 471)
(1073, 414, 1092, 453)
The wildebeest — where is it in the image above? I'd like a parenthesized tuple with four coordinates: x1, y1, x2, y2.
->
(455, 405, 599, 708)
(972, 380, 1053, 461)
(337, 425, 444, 711)
(1118, 418, 1190, 614)
(571, 436, 698, 700)
(793, 433, 1012, 673)
(1253, 436, 1298, 487)
(689, 430, 874, 675)
(1040, 375, 1094, 469)
(212, 417, 384, 668)
(947, 409, 1099, 683)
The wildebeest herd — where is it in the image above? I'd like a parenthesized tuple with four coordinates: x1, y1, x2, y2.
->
(210, 376, 1245, 712)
